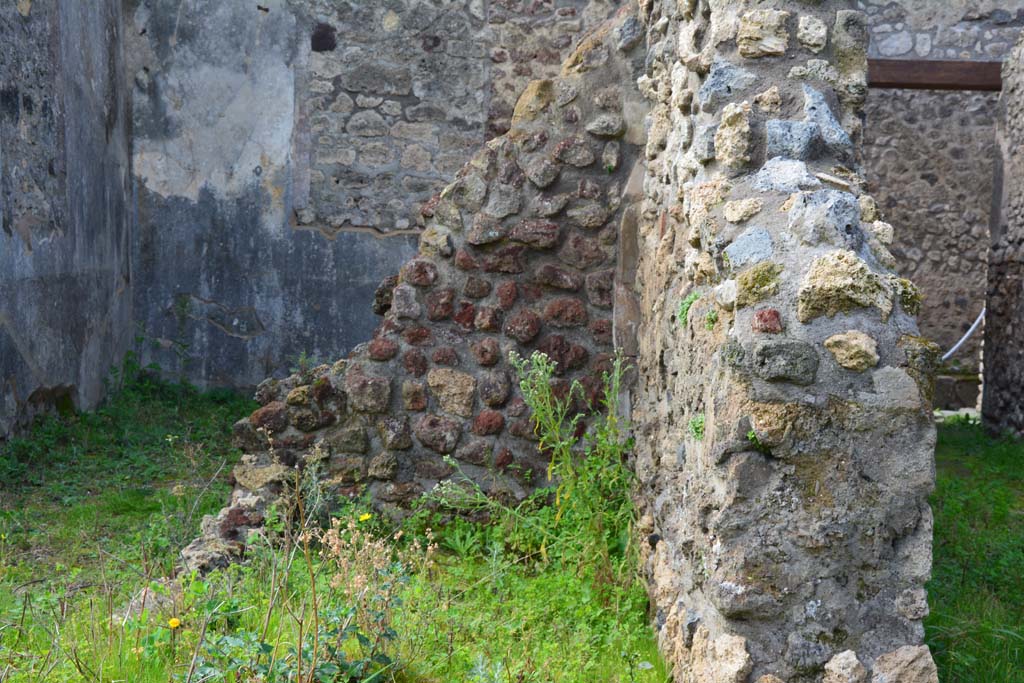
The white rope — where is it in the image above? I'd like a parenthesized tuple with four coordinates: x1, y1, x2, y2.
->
(941, 308, 986, 362)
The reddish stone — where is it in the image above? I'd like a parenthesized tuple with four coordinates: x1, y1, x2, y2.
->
(402, 380, 428, 411)
(558, 234, 606, 270)
(472, 410, 505, 436)
(509, 219, 560, 248)
(425, 288, 456, 321)
(344, 371, 391, 413)
(497, 281, 518, 310)
(368, 337, 399, 361)
(475, 305, 503, 332)
(482, 246, 526, 274)
(453, 302, 476, 330)
(585, 269, 614, 309)
(372, 274, 399, 315)
(402, 259, 438, 287)
(578, 178, 602, 199)
(536, 335, 589, 374)
(250, 401, 289, 433)
(432, 346, 459, 366)
(415, 457, 456, 480)
(420, 193, 441, 218)
(479, 371, 511, 407)
(507, 397, 527, 417)
(498, 160, 526, 187)
(509, 419, 540, 441)
(548, 379, 573, 404)
(377, 416, 412, 450)
(753, 308, 784, 334)
(467, 214, 506, 245)
(377, 318, 404, 336)
(554, 136, 592, 166)
(543, 297, 589, 328)
(402, 325, 432, 345)
(504, 308, 542, 343)
(464, 276, 492, 299)
(519, 130, 548, 152)
(311, 377, 336, 404)
(580, 375, 603, 409)
(454, 248, 478, 271)
(590, 319, 613, 345)
(378, 482, 425, 504)
(494, 448, 515, 469)
(455, 438, 493, 466)
(414, 414, 462, 454)
(402, 350, 428, 377)
(471, 338, 501, 366)
(520, 284, 544, 303)
(590, 353, 615, 376)
(534, 264, 583, 291)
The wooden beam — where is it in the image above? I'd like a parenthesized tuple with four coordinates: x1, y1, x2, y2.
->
(868, 59, 1002, 92)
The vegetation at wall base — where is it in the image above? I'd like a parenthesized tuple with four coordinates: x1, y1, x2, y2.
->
(0, 354, 670, 682)
(1, 359, 1021, 681)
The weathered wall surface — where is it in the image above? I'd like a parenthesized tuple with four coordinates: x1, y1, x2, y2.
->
(862, 1, 1024, 407)
(0, 0, 133, 437)
(983, 37, 1024, 436)
(128, 0, 622, 390)
(633, 1, 938, 680)
(182, 8, 649, 572)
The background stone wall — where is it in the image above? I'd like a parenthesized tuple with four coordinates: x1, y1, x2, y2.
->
(128, 0, 623, 392)
(183, 9, 649, 571)
(0, 0, 133, 437)
(862, 0, 1024, 406)
(982, 36, 1024, 435)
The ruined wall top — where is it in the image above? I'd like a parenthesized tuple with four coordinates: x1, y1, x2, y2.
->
(183, 5, 650, 572)
(632, 0, 939, 680)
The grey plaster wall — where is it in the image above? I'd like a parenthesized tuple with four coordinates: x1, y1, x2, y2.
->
(127, 0, 620, 390)
(0, 0, 133, 437)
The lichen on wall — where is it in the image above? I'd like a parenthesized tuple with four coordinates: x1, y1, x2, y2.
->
(632, 1, 938, 680)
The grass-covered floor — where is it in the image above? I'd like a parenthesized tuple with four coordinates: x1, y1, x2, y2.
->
(0, 369, 1021, 682)
(0, 360, 668, 682)
(926, 418, 1024, 681)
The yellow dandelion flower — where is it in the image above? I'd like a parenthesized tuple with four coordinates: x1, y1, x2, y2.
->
(358, 513, 373, 522)
(168, 618, 181, 630)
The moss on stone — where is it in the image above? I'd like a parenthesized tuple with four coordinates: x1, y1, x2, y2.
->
(796, 250, 893, 322)
(895, 278, 923, 316)
(688, 413, 706, 441)
(736, 262, 782, 308)
(704, 309, 719, 331)
(898, 334, 942, 403)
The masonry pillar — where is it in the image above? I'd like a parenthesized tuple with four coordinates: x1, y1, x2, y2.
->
(982, 37, 1024, 437)
(632, 2, 938, 681)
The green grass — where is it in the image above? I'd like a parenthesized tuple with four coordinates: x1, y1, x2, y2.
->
(0, 356, 668, 683)
(926, 417, 1024, 682)
(0, 367, 256, 581)
(2, 367, 1022, 682)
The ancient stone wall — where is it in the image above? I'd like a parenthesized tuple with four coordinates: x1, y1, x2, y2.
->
(0, 0, 133, 437)
(982, 36, 1024, 436)
(128, 0, 623, 391)
(861, 1, 1024, 407)
(632, 1, 938, 680)
(182, 8, 649, 571)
